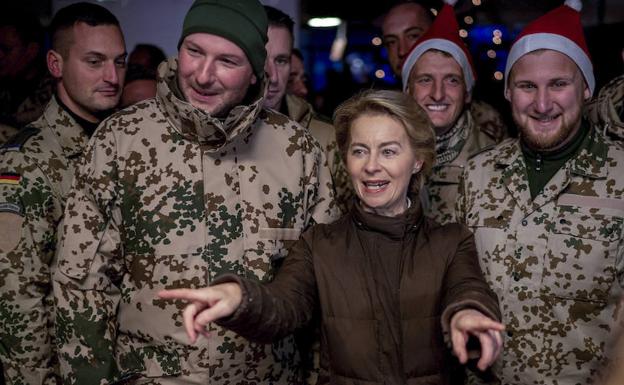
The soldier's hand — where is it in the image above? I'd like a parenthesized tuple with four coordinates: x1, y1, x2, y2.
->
(450, 309, 505, 371)
(158, 283, 242, 344)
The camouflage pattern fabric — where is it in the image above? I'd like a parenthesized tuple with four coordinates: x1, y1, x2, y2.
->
(457, 129, 624, 385)
(52, 58, 340, 385)
(425, 109, 506, 225)
(0, 97, 89, 385)
(586, 73, 624, 141)
(469, 99, 509, 143)
(285, 94, 353, 213)
(0, 124, 18, 145)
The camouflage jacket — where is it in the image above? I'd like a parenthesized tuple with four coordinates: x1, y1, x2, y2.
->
(457, 129, 624, 385)
(425, 110, 505, 225)
(0, 123, 18, 144)
(0, 96, 89, 385)
(469, 99, 509, 144)
(52, 58, 340, 385)
(586, 73, 624, 141)
(285, 94, 352, 213)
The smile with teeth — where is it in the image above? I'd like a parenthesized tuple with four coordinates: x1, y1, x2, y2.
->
(426, 104, 448, 112)
(532, 114, 560, 123)
(363, 180, 389, 192)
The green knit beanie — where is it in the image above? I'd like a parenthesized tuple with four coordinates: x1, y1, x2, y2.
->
(178, 0, 268, 80)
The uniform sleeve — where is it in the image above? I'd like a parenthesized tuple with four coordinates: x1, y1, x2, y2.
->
(439, 224, 501, 337)
(0, 155, 61, 385)
(455, 167, 469, 225)
(213, 230, 319, 343)
(306, 135, 342, 228)
(52, 131, 125, 385)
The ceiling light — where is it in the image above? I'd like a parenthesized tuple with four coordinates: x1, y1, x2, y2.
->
(308, 17, 342, 28)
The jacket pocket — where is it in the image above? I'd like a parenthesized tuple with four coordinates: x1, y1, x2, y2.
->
(544, 204, 621, 302)
(243, 226, 302, 282)
(323, 316, 380, 382)
(117, 343, 181, 379)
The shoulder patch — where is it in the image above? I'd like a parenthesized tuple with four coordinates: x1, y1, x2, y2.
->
(1, 126, 40, 151)
(0, 202, 22, 214)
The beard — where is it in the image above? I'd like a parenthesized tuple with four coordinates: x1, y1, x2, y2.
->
(517, 111, 582, 152)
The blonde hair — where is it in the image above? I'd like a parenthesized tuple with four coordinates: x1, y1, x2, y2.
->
(333, 89, 435, 193)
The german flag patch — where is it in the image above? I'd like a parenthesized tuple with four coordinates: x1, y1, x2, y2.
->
(0, 172, 21, 185)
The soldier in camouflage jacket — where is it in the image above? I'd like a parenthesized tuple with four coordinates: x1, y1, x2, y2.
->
(457, 2, 624, 384)
(586, 73, 624, 141)
(0, 4, 127, 384)
(52, 1, 340, 383)
(401, 2, 507, 225)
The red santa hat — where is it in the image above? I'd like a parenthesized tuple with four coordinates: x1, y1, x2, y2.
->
(504, 0, 594, 94)
(401, 0, 476, 93)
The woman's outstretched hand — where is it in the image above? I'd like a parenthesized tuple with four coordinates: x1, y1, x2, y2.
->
(450, 309, 505, 371)
(158, 283, 243, 344)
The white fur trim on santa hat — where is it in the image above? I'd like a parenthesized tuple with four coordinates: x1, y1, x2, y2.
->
(565, 0, 582, 12)
(504, 32, 595, 95)
(401, 38, 475, 92)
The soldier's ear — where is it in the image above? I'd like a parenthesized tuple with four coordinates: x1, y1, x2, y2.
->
(47, 50, 63, 79)
(504, 86, 511, 102)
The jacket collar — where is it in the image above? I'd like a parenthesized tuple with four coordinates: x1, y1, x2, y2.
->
(285, 94, 313, 127)
(42, 96, 90, 159)
(156, 58, 267, 152)
(352, 199, 423, 240)
(494, 126, 608, 179)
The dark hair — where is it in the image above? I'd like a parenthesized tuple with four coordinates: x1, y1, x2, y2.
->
(0, 7, 44, 46)
(384, 0, 436, 24)
(263, 5, 294, 37)
(50, 2, 120, 54)
(129, 44, 167, 72)
(292, 48, 304, 61)
(124, 63, 157, 85)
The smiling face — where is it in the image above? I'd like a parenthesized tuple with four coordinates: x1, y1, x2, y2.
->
(506, 50, 590, 151)
(178, 33, 256, 117)
(407, 50, 469, 135)
(346, 113, 423, 217)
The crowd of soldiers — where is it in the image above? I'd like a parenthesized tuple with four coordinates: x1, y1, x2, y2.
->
(0, 0, 623, 384)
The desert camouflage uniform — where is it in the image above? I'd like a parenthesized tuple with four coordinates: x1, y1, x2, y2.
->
(586, 73, 624, 141)
(0, 96, 89, 385)
(425, 109, 506, 225)
(53, 58, 340, 385)
(470, 99, 509, 142)
(457, 128, 624, 385)
(0, 124, 18, 144)
(285, 94, 352, 212)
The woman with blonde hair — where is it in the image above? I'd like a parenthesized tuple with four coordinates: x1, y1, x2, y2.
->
(160, 89, 503, 384)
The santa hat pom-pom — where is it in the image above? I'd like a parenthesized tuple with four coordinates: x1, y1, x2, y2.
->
(444, 0, 459, 6)
(564, 0, 582, 11)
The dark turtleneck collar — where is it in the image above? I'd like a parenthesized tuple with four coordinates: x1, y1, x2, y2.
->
(521, 119, 591, 199)
(351, 198, 424, 240)
(55, 95, 100, 137)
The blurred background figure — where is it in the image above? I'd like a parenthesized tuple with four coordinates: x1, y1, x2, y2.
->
(120, 63, 157, 108)
(288, 48, 309, 99)
(0, 6, 53, 128)
(127, 43, 166, 73)
(381, 1, 434, 80)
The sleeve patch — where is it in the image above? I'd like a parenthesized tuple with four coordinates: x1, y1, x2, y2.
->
(0, 212, 23, 252)
(0, 202, 22, 215)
